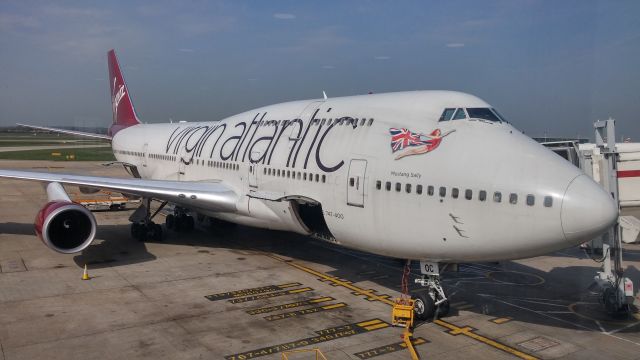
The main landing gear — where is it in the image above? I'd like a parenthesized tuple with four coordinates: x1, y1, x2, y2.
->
(129, 198, 167, 242)
(412, 261, 450, 321)
(165, 206, 195, 233)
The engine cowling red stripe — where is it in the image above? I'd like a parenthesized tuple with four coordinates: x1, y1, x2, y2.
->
(618, 170, 640, 178)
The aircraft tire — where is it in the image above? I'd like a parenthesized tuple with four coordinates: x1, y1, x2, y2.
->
(184, 215, 195, 232)
(436, 300, 450, 318)
(413, 292, 435, 321)
(166, 214, 175, 230)
(151, 223, 163, 241)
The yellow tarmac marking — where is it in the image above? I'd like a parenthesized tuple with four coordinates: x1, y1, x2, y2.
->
(267, 253, 539, 360)
(357, 319, 384, 327)
(311, 297, 334, 303)
(323, 303, 347, 310)
(364, 323, 390, 331)
(492, 317, 513, 324)
(289, 288, 310, 294)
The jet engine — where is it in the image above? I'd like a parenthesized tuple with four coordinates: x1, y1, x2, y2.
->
(35, 201, 97, 253)
(34, 182, 97, 254)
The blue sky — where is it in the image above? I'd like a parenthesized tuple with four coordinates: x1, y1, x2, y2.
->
(0, 1, 639, 140)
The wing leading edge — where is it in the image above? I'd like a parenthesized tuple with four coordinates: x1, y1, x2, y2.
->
(0, 169, 237, 213)
(16, 124, 113, 140)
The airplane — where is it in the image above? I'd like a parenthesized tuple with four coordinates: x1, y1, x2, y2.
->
(0, 50, 619, 320)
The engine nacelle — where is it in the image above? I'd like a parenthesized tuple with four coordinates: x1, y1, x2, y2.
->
(35, 201, 97, 254)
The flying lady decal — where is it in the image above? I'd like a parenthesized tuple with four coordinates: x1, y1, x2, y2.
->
(389, 128, 454, 160)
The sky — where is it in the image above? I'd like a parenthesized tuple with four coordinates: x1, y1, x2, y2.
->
(0, 0, 639, 140)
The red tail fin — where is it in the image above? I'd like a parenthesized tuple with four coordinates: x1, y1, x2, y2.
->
(108, 49, 140, 136)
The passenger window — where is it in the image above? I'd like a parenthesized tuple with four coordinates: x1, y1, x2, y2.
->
(526, 195, 535, 206)
(321, 175, 326, 183)
(303, 173, 307, 180)
(417, 185, 423, 195)
(376, 180, 381, 190)
(315, 174, 319, 182)
(493, 192, 502, 203)
(452, 108, 467, 120)
(439, 108, 456, 122)
(350, 178, 355, 187)
(544, 196, 553, 207)
(406, 184, 412, 193)
(360, 119, 365, 126)
(263, 168, 266, 175)
(395, 182, 401, 192)
(465, 189, 472, 200)
(439, 187, 446, 197)
(452, 188, 459, 199)
(277, 169, 281, 176)
(386, 181, 391, 191)
(479, 190, 487, 201)
(368, 118, 374, 126)
(509, 193, 518, 204)
(427, 186, 434, 196)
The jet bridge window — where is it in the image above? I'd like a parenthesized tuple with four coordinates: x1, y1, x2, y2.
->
(439, 187, 446, 197)
(386, 181, 391, 191)
(479, 190, 487, 201)
(493, 191, 502, 203)
(439, 108, 456, 122)
(465, 189, 472, 200)
(544, 196, 553, 207)
(416, 185, 423, 194)
(395, 182, 401, 192)
(451, 188, 459, 199)
(467, 108, 501, 122)
(406, 184, 412, 193)
(509, 193, 518, 204)
(427, 186, 434, 196)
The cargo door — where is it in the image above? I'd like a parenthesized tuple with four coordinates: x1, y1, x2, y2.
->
(347, 159, 367, 207)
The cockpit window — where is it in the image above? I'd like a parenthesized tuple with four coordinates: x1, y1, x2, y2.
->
(466, 108, 501, 122)
(491, 108, 509, 123)
(439, 108, 456, 122)
(452, 108, 467, 120)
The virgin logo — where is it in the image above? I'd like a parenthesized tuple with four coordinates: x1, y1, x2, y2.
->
(112, 77, 126, 121)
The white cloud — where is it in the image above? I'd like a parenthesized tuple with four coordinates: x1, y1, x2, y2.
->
(273, 13, 296, 20)
(446, 43, 465, 48)
(374, 56, 390, 60)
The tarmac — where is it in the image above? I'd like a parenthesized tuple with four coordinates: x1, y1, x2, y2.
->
(0, 160, 639, 360)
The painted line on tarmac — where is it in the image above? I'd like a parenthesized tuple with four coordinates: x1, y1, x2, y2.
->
(226, 287, 313, 304)
(491, 317, 513, 324)
(354, 337, 429, 359)
(266, 253, 539, 360)
(224, 318, 390, 360)
(204, 282, 302, 301)
(246, 296, 334, 315)
(264, 302, 347, 321)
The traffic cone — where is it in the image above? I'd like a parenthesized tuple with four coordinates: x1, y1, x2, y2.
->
(82, 264, 90, 280)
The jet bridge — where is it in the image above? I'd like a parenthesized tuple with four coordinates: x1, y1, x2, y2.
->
(588, 119, 637, 314)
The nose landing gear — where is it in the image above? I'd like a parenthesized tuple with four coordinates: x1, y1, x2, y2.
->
(413, 261, 450, 320)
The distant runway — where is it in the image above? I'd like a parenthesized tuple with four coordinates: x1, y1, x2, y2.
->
(0, 144, 110, 153)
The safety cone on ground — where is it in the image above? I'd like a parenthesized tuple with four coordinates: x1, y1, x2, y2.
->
(82, 264, 90, 280)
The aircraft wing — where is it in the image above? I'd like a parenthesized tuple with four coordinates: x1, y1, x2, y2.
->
(16, 123, 113, 140)
(0, 169, 237, 212)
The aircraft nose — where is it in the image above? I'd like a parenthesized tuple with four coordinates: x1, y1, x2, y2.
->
(561, 175, 618, 244)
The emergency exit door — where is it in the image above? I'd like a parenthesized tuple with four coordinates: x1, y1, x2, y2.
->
(347, 159, 367, 207)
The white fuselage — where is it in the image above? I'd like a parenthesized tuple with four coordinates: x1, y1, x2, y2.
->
(111, 90, 616, 262)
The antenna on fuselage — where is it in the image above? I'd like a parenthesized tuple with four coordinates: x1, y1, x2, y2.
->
(322, 91, 328, 100)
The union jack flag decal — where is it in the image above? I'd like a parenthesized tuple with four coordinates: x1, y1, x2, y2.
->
(389, 128, 454, 160)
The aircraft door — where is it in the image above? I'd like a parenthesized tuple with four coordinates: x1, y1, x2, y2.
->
(248, 152, 260, 188)
(142, 143, 148, 167)
(347, 159, 367, 207)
